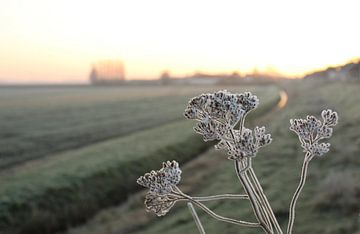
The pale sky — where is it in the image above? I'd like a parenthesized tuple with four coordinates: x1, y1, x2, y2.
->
(0, 0, 359, 83)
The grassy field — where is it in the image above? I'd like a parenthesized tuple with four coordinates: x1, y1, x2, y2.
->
(0, 85, 280, 234)
(0, 85, 280, 168)
(0, 86, 226, 167)
(68, 81, 360, 234)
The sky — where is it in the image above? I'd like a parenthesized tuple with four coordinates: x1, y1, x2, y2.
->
(0, 0, 359, 84)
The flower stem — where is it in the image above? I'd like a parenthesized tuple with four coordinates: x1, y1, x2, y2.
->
(235, 161, 273, 233)
(190, 199, 261, 228)
(193, 194, 248, 202)
(177, 189, 261, 228)
(287, 154, 311, 234)
(248, 167, 283, 234)
(188, 202, 206, 234)
(243, 167, 273, 233)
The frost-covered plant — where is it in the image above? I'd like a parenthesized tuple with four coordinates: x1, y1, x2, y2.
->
(287, 109, 338, 234)
(137, 90, 338, 234)
(137, 160, 254, 233)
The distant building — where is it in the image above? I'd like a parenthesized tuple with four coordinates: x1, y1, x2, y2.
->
(160, 71, 172, 85)
(90, 60, 125, 85)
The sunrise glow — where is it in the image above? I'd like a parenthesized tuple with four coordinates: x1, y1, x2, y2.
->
(0, 0, 359, 83)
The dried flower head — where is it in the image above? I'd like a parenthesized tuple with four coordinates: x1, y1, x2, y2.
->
(185, 90, 271, 161)
(238, 92, 260, 113)
(290, 109, 338, 157)
(215, 126, 272, 160)
(137, 160, 182, 195)
(144, 192, 178, 216)
(184, 90, 259, 130)
(137, 161, 182, 216)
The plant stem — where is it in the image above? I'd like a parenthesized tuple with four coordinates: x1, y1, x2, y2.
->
(239, 114, 246, 136)
(248, 167, 283, 234)
(235, 161, 273, 233)
(188, 202, 206, 234)
(190, 199, 261, 228)
(243, 168, 273, 233)
(287, 154, 311, 234)
(177, 189, 261, 228)
(193, 194, 248, 202)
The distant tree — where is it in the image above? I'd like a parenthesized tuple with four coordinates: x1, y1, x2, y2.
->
(160, 71, 171, 85)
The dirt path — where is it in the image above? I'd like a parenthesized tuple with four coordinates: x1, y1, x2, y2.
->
(277, 90, 288, 109)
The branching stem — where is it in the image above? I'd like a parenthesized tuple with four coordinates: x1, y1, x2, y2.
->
(235, 161, 273, 233)
(192, 194, 248, 202)
(175, 188, 261, 228)
(287, 153, 311, 234)
(188, 202, 206, 234)
(248, 167, 283, 234)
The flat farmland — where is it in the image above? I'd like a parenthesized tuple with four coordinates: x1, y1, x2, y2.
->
(0, 85, 278, 168)
(0, 84, 280, 234)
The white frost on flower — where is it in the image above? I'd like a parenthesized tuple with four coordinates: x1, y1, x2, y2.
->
(144, 192, 177, 216)
(184, 90, 271, 161)
(215, 126, 272, 160)
(137, 160, 182, 216)
(290, 109, 338, 157)
(137, 160, 181, 195)
(184, 90, 258, 129)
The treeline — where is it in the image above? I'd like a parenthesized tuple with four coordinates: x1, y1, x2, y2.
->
(304, 59, 360, 81)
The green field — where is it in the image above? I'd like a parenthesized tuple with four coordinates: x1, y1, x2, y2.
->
(0, 86, 223, 167)
(0, 85, 279, 168)
(67, 81, 360, 234)
(0, 85, 280, 234)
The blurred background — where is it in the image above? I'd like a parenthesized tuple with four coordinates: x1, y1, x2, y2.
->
(0, 0, 359, 233)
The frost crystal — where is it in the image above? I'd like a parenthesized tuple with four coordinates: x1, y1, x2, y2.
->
(290, 109, 338, 157)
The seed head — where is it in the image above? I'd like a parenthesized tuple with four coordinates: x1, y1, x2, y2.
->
(184, 90, 258, 128)
(215, 126, 272, 160)
(137, 160, 182, 195)
(137, 161, 182, 216)
(144, 192, 177, 216)
(290, 109, 338, 157)
(185, 90, 271, 161)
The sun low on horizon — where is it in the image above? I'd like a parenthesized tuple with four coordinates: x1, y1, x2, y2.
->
(0, 0, 359, 84)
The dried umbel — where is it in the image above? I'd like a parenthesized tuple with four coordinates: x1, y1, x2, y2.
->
(290, 109, 338, 157)
(144, 192, 178, 216)
(184, 90, 258, 128)
(215, 126, 272, 160)
(287, 109, 339, 234)
(137, 161, 182, 216)
(137, 160, 253, 225)
(136, 90, 339, 234)
(184, 90, 271, 161)
(137, 160, 182, 195)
